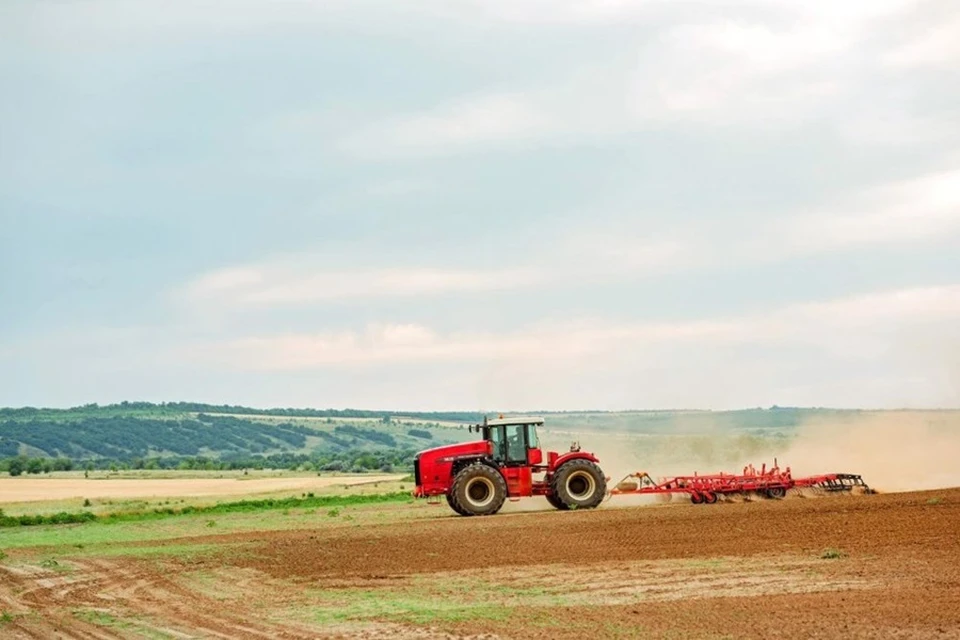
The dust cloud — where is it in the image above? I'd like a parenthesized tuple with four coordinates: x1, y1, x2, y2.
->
(782, 411, 960, 492)
(540, 410, 960, 495)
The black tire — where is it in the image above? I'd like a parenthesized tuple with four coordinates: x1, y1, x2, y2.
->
(702, 491, 718, 504)
(551, 459, 606, 510)
(545, 492, 569, 511)
(450, 463, 507, 516)
(445, 492, 469, 516)
(690, 491, 704, 504)
(765, 487, 787, 499)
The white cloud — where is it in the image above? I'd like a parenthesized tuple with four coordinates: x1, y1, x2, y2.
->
(450, 0, 917, 28)
(174, 166, 960, 312)
(559, 167, 960, 279)
(175, 231, 699, 311)
(782, 168, 960, 251)
(181, 262, 545, 307)
(190, 283, 960, 371)
(335, 2, 934, 157)
(448, 0, 656, 26)
(839, 108, 958, 147)
(339, 93, 552, 159)
(882, 14, 960, 69)
(642, 19, 848, 121)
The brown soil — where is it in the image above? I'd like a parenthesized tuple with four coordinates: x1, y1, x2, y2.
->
(2, 488, 959, 639)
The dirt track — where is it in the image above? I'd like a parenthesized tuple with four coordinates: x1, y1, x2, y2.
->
(0, 474, 403, 502)
(2, 488, 959, 639)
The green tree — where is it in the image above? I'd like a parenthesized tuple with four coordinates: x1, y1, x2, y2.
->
(7, 457, 24, 476)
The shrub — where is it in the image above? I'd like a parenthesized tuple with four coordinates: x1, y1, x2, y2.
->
(7, 458, 23, 477)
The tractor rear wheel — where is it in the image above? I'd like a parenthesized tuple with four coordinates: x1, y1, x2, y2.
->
(546, 492, 569, 511)
(451, 463, 507, 516)
(551, 459, 606, 510)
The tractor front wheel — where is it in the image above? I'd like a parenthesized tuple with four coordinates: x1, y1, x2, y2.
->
(450, 463, 507, 516)
(551, 459, 607, 510)
(445, 492, 469, 516)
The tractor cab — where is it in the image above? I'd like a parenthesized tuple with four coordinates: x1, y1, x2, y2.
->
(472, 415, 544, 467)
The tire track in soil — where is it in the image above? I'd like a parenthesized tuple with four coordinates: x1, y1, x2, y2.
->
(0, 558, 317, 639)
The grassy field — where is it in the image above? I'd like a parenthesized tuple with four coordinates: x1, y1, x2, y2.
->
(0, 494, 417, 550)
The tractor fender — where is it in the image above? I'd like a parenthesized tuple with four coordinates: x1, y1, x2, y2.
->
(550, 451, 600, 472)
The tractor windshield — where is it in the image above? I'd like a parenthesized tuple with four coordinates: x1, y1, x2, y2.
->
(505, 425, 526, 463)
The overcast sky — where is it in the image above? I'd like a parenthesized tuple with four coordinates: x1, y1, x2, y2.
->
(2, 0, 959, 411)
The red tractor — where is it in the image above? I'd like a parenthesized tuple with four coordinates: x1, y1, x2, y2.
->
(413, 415, 607, 516)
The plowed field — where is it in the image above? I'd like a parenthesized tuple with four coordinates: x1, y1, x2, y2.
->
(2, 488, 958, 639)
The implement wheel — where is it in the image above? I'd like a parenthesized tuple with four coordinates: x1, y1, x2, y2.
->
(766, 487, 787, 499)
(702, 491, 718, 504)
(552, 460, 607, 510)
(451, 463, 507, 516)
(689, 491, 704, 505)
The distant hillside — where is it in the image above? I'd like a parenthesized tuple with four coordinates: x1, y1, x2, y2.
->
(0, 401, 483, 424)
(0, 403, 471, 472)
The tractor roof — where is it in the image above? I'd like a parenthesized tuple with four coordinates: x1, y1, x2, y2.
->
(485, 415, 544, 427)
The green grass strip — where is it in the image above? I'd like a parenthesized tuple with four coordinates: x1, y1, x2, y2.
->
(0, 491, 412, 528)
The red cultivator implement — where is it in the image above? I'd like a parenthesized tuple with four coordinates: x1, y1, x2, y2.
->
(609, 459, 874, 504)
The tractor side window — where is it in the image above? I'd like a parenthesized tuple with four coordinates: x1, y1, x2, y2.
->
(489, 426, 505, 462)
(505, 425, 527, 464)
(527, 425, 540, 450)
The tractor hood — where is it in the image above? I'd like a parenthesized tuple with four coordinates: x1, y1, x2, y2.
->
(416, 440, 491, 464)
(413, 439, 491, 497)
